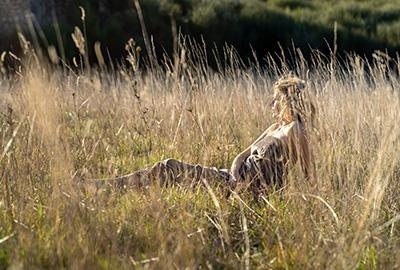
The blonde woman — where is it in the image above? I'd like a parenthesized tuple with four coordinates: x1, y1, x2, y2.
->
(90, 75, 316, 197)
(230, 75, 316, 197)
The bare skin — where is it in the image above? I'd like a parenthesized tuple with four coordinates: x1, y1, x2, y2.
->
(231, 101, 316, 190)
(82, 75, 316, 196)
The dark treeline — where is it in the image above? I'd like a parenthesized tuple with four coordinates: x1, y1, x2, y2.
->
(4, 0, 400, 66)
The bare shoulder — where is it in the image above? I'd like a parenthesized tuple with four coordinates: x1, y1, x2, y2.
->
(286, 121, 306, 138)
(267, 122, 280, 132)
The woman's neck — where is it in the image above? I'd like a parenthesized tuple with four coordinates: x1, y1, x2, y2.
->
(279, 118, 305, 128)
(280, 117, 293, 125)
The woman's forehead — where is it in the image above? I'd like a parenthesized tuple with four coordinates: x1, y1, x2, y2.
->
(277, 78, 304, 86)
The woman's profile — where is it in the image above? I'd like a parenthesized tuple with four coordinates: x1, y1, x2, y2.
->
(230, 75, 316, 197)
(87, 74, 316, 197)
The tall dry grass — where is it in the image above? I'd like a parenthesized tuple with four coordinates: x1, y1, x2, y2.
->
(0, 38, 399, 269)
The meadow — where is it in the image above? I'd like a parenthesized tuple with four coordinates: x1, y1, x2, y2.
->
(0, 38, 400, 269)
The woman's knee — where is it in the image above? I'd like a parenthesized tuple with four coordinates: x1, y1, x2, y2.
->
(150, 159, 181, 184)
(161, 158, 182, 167)
(151, 158, 174, 170)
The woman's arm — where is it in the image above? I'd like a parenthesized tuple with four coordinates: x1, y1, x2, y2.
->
(230, 123, 280, 181)
(230, 146, 251, 181)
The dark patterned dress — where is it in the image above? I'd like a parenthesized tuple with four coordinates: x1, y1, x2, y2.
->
(91, 137, 289, 197)
(238, 136, 289, 198)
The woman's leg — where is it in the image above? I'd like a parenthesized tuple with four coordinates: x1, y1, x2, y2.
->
(113, 158, 232, 189)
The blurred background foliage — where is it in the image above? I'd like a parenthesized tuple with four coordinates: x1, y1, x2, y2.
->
(3, 0, 400, 64)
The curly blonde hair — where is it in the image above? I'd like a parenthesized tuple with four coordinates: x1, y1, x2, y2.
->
(273, 75, 315, 124)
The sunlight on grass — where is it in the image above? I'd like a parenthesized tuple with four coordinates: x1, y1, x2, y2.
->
(0, 36, 399, 269)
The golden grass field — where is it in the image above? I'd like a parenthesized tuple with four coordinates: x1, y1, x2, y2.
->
(0, 40, 400, 269)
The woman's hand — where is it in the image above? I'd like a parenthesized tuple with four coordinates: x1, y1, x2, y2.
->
(230, 159, 243, 183)
(231, 144, 252, 175)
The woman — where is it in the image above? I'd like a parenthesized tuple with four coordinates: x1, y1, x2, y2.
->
(230, 75, 316, 197)
(91, 75, 316, 197)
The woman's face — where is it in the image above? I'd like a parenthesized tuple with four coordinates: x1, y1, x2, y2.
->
(272, 99, 280, 120)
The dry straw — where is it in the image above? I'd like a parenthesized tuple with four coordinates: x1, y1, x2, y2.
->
(0, 30, 399, 269)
